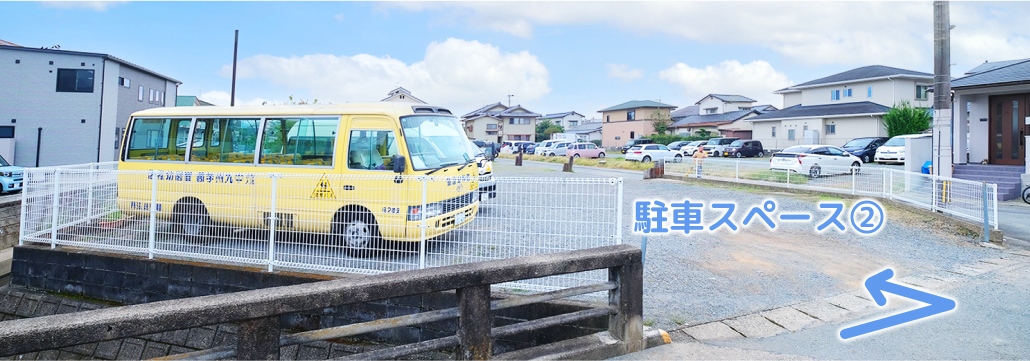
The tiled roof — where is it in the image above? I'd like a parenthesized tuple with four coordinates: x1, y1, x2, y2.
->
(499, 105, 540, 117)
(669, 109, 755, 128)
(463, 103, 539, 118)
(539, 111, 583, 120)
(598, 100, 676, 112)
(0, 39, 19, 47)
(566, 122, 602, 134)
(462, 102, 506, 118)
(747, 101, 889, 122)
(964, 59, 1030, 75)
(697, 94, 756, 104)
(670, 106, 699, 120)
(787, 65, 932, 89)
(952, 59, 1030, 89)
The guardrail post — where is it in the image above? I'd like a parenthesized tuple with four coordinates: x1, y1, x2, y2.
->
(148, 170, 158, 259)
(419, 176, 428, 270)
(456, 284, 492, 360)
(982, 182, 990, 244)
(609, 260, 644, 353)
(49, 170, 62, 249)
(267, 174, 279, 272)
(237, 316, 281, 360)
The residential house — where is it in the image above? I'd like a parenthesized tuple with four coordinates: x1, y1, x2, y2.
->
(0, 41, 181, 166)
(461, 103, 540, 142)
(747, 65, 933, 150)
(175, 95, 214, 106)
(559, 122, 603, 143)
(669, 94, 768, 138)
(381, 87, 427, 104)
(598, 100, 677, 148)
(537, 111, 585, 130)
(946, 59, 1030, 200)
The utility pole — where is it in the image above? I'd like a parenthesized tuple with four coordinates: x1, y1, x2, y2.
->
(231, 30, 239, 107)
(507, 93, 514, 107)
(933, 1, 953, 178)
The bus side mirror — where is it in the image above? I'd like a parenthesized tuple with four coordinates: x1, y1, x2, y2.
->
(392, 155, 406, 173)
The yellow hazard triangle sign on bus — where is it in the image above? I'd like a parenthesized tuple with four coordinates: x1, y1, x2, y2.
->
(311, 175, 336, 199)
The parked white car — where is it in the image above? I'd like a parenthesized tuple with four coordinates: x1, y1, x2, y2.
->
(625, 144, 683, 162)
(874, 133, 932, 164)
(544, 141, 573, 156)
(680, 140, 708, 156)
(536, 139, 567, 156)
(769, 144, 862, 177)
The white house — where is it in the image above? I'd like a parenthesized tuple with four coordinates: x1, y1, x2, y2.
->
(381, 87, 427, 104)
(747, 65, 933, 150)
(559, 122, 603, 143)
(537, 111, 585, 130)
(0, 40, 180, 166)
(946, 59, 1030, 200)
(669, 94, 770, 138)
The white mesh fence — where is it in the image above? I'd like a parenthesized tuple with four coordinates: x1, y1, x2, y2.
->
(662, 157, 999, 229)
(20, 164, 622, 291)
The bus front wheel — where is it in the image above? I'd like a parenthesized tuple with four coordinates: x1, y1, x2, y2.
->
(174, 200, 212, 242)
(334, 209, 382, 257)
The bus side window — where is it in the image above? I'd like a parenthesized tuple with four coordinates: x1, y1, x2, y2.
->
(348, 130, 398, 170)
(259, 119, 290, 165)
(125, 118, 189, 161)
(217, 119, 259, 164)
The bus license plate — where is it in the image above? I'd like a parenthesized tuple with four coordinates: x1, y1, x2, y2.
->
(455, 212, 466, 225)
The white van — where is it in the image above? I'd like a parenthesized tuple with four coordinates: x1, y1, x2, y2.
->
(874, 133, 932, 164)
(536, 139, 566, 156)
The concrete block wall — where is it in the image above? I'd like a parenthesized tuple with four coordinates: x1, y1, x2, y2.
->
(8, 245, 608, 357)
(0, 199, 20, 249)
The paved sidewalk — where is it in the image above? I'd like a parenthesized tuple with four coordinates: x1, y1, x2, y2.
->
(998, 199, 1030, 248)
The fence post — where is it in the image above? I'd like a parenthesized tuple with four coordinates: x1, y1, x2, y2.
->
(616, 178, 623, 245)
(851, 167, 857, 195)
(18, 170, 29, 246)
(735, 161, 739, 180)
(456, 284, 492, 360)
(86, 164, 95, 219)
(982, 182, 989, 244)
(148, 170, 158, 259)
(49, 170, 62, 249)
(888, 170, 894, 200)
(993, 184, 999, 230)
(237, 316, 281, 360)
(931, 175, 938, 212)
(267, 174, 279, 272)
(609, 260, 644, 353)
(787, 168, 791, 185)
(419, 176, 428, 270)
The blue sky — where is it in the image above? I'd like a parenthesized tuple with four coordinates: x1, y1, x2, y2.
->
(3, 1, 1030, 118)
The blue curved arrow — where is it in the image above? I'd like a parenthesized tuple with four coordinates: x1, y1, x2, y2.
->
(839, 268, 956, 340)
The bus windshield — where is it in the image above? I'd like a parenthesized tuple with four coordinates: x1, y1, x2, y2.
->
(401, 115, 474, 170)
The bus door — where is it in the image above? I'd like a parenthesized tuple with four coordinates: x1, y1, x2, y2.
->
(343, 116, 409, 241)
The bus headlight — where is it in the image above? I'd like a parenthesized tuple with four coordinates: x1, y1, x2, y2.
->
(408, 203, 443, 221)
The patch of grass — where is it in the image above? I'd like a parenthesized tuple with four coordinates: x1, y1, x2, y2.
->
(497, 153, 656, 171)
(738, 169, 809, 185)
(671, 316, 686, 325)
(643, 319, 657, 327)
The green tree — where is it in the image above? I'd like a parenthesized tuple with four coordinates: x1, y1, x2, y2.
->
(535, 120, 564, 142)
(651, 109, 673, 135)
(694, 129, 712, 138)
(883, 100, 932, 137)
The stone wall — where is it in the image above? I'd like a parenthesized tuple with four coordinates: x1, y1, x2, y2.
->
(0, 198, 20, 249)
(6, 245, 608, 358)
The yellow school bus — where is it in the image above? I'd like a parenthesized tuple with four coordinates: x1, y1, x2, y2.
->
(117, 103, 480, 254)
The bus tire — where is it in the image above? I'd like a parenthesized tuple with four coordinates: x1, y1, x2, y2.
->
(334, 208, 382, 257)
(174, 199, 212, 242)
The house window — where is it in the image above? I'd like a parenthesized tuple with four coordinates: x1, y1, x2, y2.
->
(138, 85, 144, 102)
(825, 124, 836, 135)
(867, 86, 872, 98)
(400, 95, 405, 99)
(787, 129, 796, 141)
(56, 69, 95, 93)
(149, 89, 155, 103)
(916, 85, 929, 100)
(569, 121, 578, 127)
(118, 77, 130, 88)
(844, 88, 852, 98)
(627, 110, 635, 121)
(630, 131, 635, 139)
(0, 126, 14, 138)
(486, 124, 498, 130)
(606, 115, 610, 122)
(705, 107, 718, 114)
(831, 90, 841, 101)
(771, 126, 776, 138)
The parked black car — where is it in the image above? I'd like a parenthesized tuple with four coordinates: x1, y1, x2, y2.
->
(520, 142, 537, 154)
(472, 139, 501, 159)
(722, 140, 766, 158)
(621, 138, 655, 154)
(842, 137, 889, 163)
(667, 141, 691, 151)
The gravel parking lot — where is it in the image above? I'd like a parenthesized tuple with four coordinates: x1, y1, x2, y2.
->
(492, 158, 1001, 331)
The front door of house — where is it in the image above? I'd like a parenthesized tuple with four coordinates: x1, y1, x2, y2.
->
(989, 94, 1030, 166)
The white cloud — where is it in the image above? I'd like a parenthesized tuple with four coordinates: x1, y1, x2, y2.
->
(199, 90, 267, 107)
(607, 64, 643, 81)
(40, 1, 126, 11)
(950, 2, 1030, 74)
(659, 60, 793, 107)
(222, 38, 550, 113)
(387, 1, 1013, 69)
(334, 13, 345, 22)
